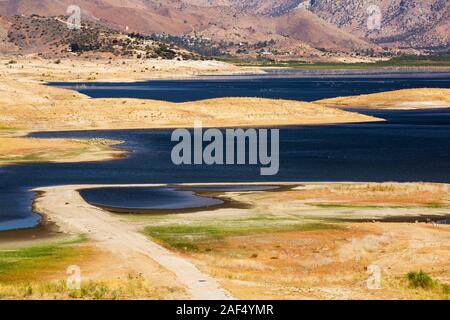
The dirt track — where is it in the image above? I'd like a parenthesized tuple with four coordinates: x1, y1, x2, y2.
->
(33, 184, 234, 300)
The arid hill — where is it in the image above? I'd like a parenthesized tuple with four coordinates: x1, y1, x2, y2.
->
(185, 0, 450, 51)
(0, 0, 382, 60)
(308, 0, 450, 51)
(0, 1, 448, 59)
(0, 14, 201, 59)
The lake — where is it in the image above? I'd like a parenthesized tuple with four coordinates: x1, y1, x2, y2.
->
(51, 70, 450, 102)
(1, 71, 449, 231)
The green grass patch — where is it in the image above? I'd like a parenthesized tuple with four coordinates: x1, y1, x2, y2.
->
(308, 203, 450, 210)
(0, 236, 87, 283)
(406, 271, 450, 297)
(424, 203, 449, 209)
(407, 271, 435, 289)
(142, 219, 337, 252)
(230, 54, 450, 69)
(0, 148, 87, 164)
(308, 203, 391, 209)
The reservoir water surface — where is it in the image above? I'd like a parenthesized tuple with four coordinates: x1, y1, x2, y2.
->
(1, 71, 450, 231)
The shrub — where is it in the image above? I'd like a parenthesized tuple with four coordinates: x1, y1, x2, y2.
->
(407, 271, 435, 289)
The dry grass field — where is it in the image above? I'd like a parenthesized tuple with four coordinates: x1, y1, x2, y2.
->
(0, 137, 125, 166)
(317, 88, 450, 110)
(128, 183, 450, 300)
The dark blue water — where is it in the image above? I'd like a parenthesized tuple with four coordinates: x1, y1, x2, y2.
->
(2, 71, 450, 232)
(80, 186, 276, 211)
(51, 71, 450, 102)
(1, 108, 450, 231)
(80, 187, 223, 210)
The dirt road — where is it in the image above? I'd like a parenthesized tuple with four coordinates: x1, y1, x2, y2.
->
(33, 184, 234, 300)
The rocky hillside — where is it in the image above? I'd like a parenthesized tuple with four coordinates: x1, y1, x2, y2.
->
(0, 0, 381, 60)
(308, 0, 450, 51)
(0, 0, 447, 60)
(184, 0, 450, 52)
(0, 14, 201, 59)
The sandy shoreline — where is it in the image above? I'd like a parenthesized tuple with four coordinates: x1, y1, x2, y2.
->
(32, 182, 450, 232)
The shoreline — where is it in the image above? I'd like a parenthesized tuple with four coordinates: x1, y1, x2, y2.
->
(0, 181, 450, 241)
(5, 181, 447, 236)
(77, 184, 450, 224)
(46, 66, 450, 83)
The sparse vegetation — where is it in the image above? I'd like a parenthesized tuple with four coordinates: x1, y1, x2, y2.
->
(231, 54, 450, 69)
(0, 236, 87, 283)
(0, 138, 125, 167)
(407, 271, 435, 289)
(406, 271, 450, 298)
(142, 218, 337, 252)
(6, 15, 201, 60)
(0, 236, 180, 299)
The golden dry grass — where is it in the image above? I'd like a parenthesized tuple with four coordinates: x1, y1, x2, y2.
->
(189, 223, 450, 300)
(0, 238, 185, 300)
(0, 137, 125, 165)
(0, 58, 255, 83)
(137, 183, 450, 300)
(283, 183, 450, 207)
(316, 88, 450, 109)
(0, 57, 381, 132)
(0, 78, 380, 132)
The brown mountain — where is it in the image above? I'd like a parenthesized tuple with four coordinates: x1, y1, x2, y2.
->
(308, 0, 450, 50)
(0, 14, 201, 59)
(192, 0, 449, 50)
(0, 0, 206, 34)
(0, 0, 378, 60)
(182, 0, 449, 51)
(0, 0, 446, 59)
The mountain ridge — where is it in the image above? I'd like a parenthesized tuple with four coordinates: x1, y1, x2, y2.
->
(0, 0, 447, 59)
